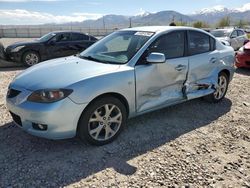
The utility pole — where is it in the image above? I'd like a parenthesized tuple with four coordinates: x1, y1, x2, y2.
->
(103, 16, 106, 29)
(129, 17, 132, 28)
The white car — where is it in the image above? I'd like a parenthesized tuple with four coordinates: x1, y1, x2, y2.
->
(211, 28, 248, 50)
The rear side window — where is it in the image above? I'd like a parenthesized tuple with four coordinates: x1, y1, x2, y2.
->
(188, 31, 210, 55)
(149, 31, 185, 59)
(71, 33, 83, 41)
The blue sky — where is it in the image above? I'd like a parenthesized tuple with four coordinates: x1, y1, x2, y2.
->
(0, 0, 249, 25)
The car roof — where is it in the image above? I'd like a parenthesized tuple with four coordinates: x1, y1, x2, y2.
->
(121, 26, 209, 34)
(52, 31, 88, 35)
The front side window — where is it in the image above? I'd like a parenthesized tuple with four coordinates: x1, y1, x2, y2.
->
(147, 31, 185, 59)
(231, 31, 237, 38)
(189, 31, 210, 55)
(80, 31, 154, 64)
(53, 33, 71, 42)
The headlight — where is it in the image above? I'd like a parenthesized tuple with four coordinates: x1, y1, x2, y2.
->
(238, 47, 244, 52)
(11, 45, 25, 52)
(27, 89, 73, 103)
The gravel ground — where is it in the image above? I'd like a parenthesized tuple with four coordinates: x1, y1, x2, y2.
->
(0, 39, 250, 187)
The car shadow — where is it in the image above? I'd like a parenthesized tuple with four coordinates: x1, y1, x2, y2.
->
(235, 67, 250, 76)
(0, 98, 232, 187)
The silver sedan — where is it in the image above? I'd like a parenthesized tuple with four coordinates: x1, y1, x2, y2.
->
(6, 26, 235, 145)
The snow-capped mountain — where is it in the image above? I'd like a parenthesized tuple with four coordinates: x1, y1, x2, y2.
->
(134, 9, 151, 17)
(194, 5, 230, 15)
(193, 3, 250, 15)
(190, 3, 250, 24)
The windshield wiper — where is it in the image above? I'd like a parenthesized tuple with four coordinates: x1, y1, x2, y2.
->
(79, 55, 110, 64)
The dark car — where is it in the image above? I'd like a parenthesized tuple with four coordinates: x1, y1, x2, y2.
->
(5, 31, 97, 66)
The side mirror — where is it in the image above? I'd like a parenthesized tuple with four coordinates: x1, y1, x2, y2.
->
(146, 52, 166, 64)
(230, 35, 237, 39)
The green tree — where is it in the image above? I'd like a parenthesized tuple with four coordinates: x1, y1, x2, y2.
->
(235, 19, 248, 28)
(217, 16, 231, 28)
(175, 21, 188, 26)
(192, 21, 209, 28)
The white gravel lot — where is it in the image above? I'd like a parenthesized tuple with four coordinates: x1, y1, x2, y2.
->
(0, 38, 250, 188)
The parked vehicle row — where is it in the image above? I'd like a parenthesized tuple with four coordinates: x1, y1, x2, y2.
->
(4, 31, 97, 66)
(6, 26, 235, 145)
(210, 28, 248, 51)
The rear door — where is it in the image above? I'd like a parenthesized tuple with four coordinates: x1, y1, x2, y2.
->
(230, 30, 240, 50)
(186, 30, 219, 99)
(71, 33, 93, 53)
(237, 30, 248, 47)
(135, 31, 188, 113)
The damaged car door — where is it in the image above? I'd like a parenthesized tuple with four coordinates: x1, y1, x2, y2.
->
(185, 30, 219, 99)
(135, 31, 188, 113)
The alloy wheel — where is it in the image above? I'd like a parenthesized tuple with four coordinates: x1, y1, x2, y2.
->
(88, 104, 122, 141)
(24, 53, 39, 66)
(214, 75, 228, 100)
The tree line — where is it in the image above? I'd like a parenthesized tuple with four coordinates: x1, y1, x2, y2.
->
(175, 16, 249, 29)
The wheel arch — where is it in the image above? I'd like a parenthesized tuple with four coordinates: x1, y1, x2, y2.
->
(219, 69, 230, 80)
(76, 92, 130, 137)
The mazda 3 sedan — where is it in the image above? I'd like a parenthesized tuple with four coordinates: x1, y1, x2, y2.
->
(6, 26, 235, 145)
(5, 31, 97, 66)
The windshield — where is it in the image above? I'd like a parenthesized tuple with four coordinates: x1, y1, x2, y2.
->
(210, 30, 230, 38)
(80, 31, 154, 64)
(38, 33, 56, 42)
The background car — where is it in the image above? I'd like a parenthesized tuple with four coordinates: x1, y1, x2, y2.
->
(210, 28, 248, 50)
(5, 31, 97, 66)
(235, 41, 250, 68)
(6, 26, 235, 145)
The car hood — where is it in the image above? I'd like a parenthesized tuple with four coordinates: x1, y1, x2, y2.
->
(11, 56, 120, 91)
(216, 37, 229, 41)
(7, 40, 40, 49)
(244, 42, 250, 50)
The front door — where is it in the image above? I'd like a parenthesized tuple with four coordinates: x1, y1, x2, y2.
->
(135, 31, 188, 113)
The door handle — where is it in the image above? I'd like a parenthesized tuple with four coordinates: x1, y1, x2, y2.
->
(210, 58, 217, 64)
(175, 64, 186, 71)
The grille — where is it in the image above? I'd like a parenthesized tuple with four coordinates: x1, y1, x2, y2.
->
(244, 49, 250, 54)
(246, 61, 250, 65)
(9, 111, 22, 126)
(7, 89, 21, 98)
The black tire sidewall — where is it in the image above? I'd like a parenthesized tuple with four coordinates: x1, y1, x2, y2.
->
(205, 72, 229, 103)
(78, 96, 127, 146)
(22, 51, 40, 67)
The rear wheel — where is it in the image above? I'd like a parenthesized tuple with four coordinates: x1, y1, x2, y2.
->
(204, 72, 229, 103)
(78, 96, 127, 145)
(22, 51, 40, 67)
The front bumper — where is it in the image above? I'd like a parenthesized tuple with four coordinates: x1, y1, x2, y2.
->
(235, 52, 250, 68)
(6, 86, 87, 140)
(5, 50, 22, 63)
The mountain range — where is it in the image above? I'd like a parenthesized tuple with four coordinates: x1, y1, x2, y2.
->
(61, 4, 250, 28)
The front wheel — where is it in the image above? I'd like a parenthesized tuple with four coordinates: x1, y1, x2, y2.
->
(77, 96, 127, 145)
(22, 51, 40, 67)
(204, 72, 229, 103)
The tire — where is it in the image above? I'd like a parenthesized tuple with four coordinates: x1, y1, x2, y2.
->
(22, 51, 40, 67)
(77, 96, 127, 146)
(204, 72, 229, 103)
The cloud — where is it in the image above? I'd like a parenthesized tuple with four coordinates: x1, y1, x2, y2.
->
(0, 9, 103, 25)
